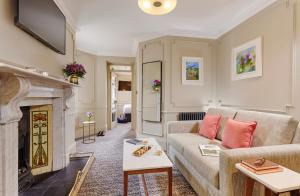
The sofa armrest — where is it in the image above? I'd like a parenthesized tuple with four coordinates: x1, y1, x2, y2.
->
(167, 120, 201, 134)
(219, 144, 300, 196)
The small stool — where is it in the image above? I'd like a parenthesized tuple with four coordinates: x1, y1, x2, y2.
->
(82, 121, 96, 144)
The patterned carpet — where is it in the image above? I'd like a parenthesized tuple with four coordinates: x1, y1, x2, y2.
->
(76, 123, 197, 196)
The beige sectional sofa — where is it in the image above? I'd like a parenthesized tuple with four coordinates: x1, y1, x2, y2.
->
(167, 107, 300, 196)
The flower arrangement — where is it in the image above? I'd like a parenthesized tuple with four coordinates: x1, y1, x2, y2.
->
(63, 62, 86, 78)
(152, 79, 161, 92)
(63, 62, 86, 84)
(86, 112, 94, 121)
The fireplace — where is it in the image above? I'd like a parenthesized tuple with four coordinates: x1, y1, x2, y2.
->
(18, 107, 34, 193)
(0, 63, 77, 196)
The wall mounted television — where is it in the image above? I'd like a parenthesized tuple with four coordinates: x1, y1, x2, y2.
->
(15, 0, 66, 55)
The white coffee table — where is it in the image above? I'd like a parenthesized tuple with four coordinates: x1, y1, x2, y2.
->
(123, 138, 173, 196)
(236, 163, 300, 196)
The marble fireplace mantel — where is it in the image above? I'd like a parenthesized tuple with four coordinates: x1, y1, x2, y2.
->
(0, 62, 77, 196)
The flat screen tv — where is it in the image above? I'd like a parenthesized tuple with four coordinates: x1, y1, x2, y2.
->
(15, 0, 66, 54)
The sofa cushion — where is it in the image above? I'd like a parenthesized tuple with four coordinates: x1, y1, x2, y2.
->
(234, 110, 299, 147)
(207, 107, 238, 140)
(222, 119, 257, 148)
(168, 133, 212, 154)
(292, 125, 300, 144)
(199, 114, 221, 139)
(183, 142, 223, 188)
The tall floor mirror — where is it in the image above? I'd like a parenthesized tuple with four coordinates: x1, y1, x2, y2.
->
(142, 61, 162, 135)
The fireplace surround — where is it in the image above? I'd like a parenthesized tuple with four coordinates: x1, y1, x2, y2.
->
(18, 106, 34, 193)
(0, 62, 77, 196)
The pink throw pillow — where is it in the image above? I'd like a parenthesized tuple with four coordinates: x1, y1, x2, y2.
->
(199, 114, 222, 140)
(222, 119, 257, 149)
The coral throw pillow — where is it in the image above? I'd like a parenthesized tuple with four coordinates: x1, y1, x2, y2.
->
(199, 114, 222, 140)
(222, 119, 257, 149)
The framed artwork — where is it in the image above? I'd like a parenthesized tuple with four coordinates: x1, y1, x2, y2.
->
(182, 56, 204, 85)
(232, 37, 262, 81)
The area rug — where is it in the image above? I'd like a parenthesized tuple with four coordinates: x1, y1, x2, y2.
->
(77, 123, 196, 196)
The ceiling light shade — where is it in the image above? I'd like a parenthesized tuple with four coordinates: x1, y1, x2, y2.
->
(138, 0, 177, 15)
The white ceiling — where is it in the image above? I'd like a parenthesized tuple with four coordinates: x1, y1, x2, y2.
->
(62, 0, 277, 57)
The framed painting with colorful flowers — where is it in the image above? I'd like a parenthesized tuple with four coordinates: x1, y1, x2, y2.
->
(232, 37, 263, 81)
(182, 56, 204, 85)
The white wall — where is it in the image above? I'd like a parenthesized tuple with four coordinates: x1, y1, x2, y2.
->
(0, 0, 75, 76)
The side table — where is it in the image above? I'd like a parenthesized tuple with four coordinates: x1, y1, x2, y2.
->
(236, 163, 300, 196)
(82, 121, 96, 144)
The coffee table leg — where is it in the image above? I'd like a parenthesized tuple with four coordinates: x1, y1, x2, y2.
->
(168, 167, 172, 196)
(141, 174, 149, 196)
(124, 171, 128, 196)
(244, 177, 255, 196)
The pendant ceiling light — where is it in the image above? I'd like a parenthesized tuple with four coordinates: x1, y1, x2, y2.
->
(138, 0, 177, 15)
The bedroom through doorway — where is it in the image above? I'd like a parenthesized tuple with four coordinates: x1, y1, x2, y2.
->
(107, 65, 133, 130)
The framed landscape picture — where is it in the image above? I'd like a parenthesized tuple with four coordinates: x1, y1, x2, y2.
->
(182, 56, 204, 85)
(232, 37, 262, 81)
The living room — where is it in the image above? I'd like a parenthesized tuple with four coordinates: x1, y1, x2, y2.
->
(0, 0, 300, 196)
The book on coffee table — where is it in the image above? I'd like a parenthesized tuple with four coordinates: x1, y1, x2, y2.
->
(242, 158, 279, 170)
(241, 159, 283, 175)
(199, 144, 221, 157)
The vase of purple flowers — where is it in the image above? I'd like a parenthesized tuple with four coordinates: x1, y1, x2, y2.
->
(152, 79, 161, 92)
(63, 62, 86, 84)
(86, 112, 94, 121)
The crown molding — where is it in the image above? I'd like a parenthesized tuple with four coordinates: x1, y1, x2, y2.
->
(130, 0, 279, 56)
(131, 29, 217, 56)
(76, 47, 136, 58)
(53, 0, 77, 33)
(215, 0, 279, 38)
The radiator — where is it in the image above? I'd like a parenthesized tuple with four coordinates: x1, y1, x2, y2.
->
(178, 112, 206, 121)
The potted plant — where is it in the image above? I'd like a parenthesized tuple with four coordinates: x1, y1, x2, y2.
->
(63, 62, 86, 84)
(152, 79, 161, 92)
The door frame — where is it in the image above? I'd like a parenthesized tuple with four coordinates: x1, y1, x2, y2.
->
(106, 63, 134, 130)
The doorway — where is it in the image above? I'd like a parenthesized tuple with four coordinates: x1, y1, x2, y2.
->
(107, 65, 133, 130)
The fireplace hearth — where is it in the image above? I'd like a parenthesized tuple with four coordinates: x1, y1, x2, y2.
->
(18, 107, 34, 193)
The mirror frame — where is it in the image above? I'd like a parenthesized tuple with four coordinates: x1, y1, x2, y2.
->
(142, 60, 162, 122)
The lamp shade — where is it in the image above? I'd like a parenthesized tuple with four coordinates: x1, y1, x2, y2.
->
(138, 0, 177, 15)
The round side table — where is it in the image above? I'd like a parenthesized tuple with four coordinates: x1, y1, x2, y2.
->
(82, 121, 96, 144)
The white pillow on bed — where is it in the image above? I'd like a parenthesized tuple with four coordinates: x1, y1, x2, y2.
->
(123, 104, 131, 114)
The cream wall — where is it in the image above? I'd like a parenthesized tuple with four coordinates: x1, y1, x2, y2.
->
(73, 53, 135, 138)
(0, 0, 75, 76)
(136, 36, 216, 147)
(216, 0, 300, 120)
(293, 0, 300, 120)
(95, 56, 135, 131)
(136, 0, 300, 148)
(74, 51, 97, 138)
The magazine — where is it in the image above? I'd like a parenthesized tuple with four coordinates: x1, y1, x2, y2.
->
(126, 138, 143, 145)
(199, 144, 221, 157)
